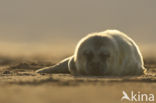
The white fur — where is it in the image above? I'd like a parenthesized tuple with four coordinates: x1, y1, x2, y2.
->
(36, 30, 146, 76)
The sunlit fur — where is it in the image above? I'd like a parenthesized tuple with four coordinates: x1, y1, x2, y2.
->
(70, 30, 146, 76)
(36, 30, 146, 76)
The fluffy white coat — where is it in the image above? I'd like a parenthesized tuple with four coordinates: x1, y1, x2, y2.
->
(36, 30, 146, 76)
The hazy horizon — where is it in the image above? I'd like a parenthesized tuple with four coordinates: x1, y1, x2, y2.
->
(0, 0, 156, 57)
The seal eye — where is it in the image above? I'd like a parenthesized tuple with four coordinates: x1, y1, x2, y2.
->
(83, 51, 94, 60)
(99, 52, 110, 61)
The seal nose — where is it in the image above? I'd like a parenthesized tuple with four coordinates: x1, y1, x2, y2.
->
(89, 62, 105, 75)
(91, 62, 100, 69)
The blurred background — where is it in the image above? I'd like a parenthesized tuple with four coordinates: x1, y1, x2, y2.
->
(0, 0, 155, 59)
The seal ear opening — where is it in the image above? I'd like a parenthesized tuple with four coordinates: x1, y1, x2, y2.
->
(68, 56, 77, 75)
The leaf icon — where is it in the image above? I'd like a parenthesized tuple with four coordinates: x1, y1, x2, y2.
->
(121, 91, 131, 101)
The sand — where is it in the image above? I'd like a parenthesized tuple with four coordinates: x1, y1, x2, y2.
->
(0, 58, 156, 103)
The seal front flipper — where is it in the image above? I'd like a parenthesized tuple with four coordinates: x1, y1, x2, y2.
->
(68, 56, 77, 75)
(36, 56, 72, 74)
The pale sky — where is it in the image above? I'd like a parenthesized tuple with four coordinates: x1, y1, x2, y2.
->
(0, 0, 155, 57)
